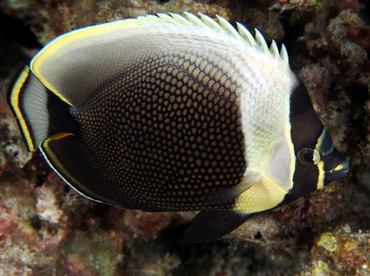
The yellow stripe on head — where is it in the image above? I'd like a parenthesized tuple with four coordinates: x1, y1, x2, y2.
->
(316, 161, 325, 189)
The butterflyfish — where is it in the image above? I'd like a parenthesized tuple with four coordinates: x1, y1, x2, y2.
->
(6, 13, 349, 244)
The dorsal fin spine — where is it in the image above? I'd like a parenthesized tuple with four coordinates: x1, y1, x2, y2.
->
(254, 28, 271, 57)
(216, 15, 239, 36)
(280, 44, 289, 64)
(270, 40, 280, 59)
(157, 13, 176, 23)
(236, 22, 256, 46)
(169, 12, 191, 24)
(160, 13, 288, 64)
(185, 12, 206, 26)
(199, 13, 223, 31)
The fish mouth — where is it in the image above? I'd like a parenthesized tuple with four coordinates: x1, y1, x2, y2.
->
(325, 159, 350, 183)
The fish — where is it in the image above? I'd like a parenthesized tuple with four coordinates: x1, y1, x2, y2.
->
(5, 12, 349, 244)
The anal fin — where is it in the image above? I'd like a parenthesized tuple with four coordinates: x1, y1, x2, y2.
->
(40, 132, 124, 208)
(182, 210, 250, 245)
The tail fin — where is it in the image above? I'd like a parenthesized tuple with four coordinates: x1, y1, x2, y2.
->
(6, 63, 50, 151)
(6, 62, 80, 154)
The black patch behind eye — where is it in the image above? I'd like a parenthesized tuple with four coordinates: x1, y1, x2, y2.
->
(289, 82, 323, 152)
(283, 82, 323, 204)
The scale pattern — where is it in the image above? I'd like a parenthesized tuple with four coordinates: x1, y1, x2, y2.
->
(73, 52, 246, 211)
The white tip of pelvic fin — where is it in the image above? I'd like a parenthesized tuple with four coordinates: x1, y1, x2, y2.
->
(152, 13, 289, 64)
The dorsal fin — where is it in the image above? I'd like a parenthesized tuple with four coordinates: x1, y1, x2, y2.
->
(30, 13, 289, 107)
(173, 12, 288, 64)
(199, 13, 225, 31)
(178, 13, 288, 63)
(236, 22, 257, 46)
(185, 13, 288, 63)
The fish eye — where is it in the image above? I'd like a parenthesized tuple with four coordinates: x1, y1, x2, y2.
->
(297, 148, 321, 166)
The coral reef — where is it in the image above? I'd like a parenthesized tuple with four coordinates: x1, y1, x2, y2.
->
(0, 0, 369, 275)
(301, 225, 370, 275)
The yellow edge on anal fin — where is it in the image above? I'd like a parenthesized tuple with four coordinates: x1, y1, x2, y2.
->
(9, 66, 35, 152)
(40, 133, 109, 205)
(41, 133, 76, 175)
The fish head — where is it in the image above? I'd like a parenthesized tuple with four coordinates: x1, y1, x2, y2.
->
(295, 130, 349, 188)
(289, 82, 349, 197)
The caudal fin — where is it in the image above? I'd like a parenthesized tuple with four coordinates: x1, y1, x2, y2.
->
(6, 63, 77, 152)
(6, 63, 50, 151)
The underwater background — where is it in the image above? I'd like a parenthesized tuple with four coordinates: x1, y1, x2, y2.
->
(0, 0, 369, 275)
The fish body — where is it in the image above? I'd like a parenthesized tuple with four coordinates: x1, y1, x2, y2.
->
(6, 13, 349, 244)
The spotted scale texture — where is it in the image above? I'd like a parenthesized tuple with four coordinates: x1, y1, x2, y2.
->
(72, 52, 246, 211)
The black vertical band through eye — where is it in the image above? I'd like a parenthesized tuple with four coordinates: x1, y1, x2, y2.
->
(297, 148, 321, 166)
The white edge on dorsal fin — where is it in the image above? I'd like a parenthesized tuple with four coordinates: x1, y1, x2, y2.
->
(184, 12, 206, 27)
(199, 13, 224, 31)
(169, 12, 190, 25)
(236, 22, 256, 46)
(269, 40, 280, 59)
(280, 44, 289, 64)
(157, 13, 177, 23)
(140, 13, 289, 64)
(254, 28, 271, 57)
(215, 15, 242, 39)
(137, 14, 159, 23)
